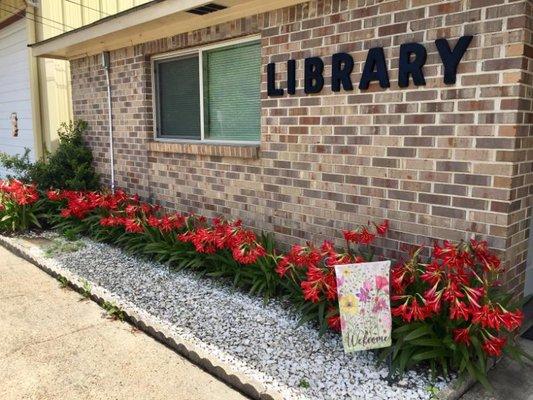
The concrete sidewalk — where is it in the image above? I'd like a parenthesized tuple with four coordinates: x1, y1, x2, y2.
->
(0, 246, 247, 400)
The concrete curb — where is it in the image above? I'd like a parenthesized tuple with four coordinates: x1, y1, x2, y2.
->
(0, 234, 479, 400)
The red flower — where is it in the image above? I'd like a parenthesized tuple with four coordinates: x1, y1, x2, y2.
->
(124, 218, 143, 233)
(500, 309, 523, 332)
(47, 190, 62, 201)
(323, 272, 338, 301)
(327, 314, 341, 332)
(232, 242, 266, 265)
(462, 285, 484, 308)
(470, 239, 501, 272)
(375, 220, 389, 236)
(422, 285, 442, 315)
(391, 263, 414, 294)
(275, 257, 290, 277)
(358, 228, 375, 245)
(452, 327, 471, 346)
(147, 215, 160, 228)
(392, 301, 411, 322)
(449, 300, 470, 321)
(343, 230, 360, 243)
(420, 261, 442, 286)
(0, 180, 39, 205)
(301, 280, 321, 303)
(482, 336, 506, 357)
(411, 298, 428, 321)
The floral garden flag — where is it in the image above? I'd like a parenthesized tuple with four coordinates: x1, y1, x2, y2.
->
(335, 260, 392, 353)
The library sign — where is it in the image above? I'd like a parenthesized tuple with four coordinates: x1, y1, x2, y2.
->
(267, 36, 473, 96)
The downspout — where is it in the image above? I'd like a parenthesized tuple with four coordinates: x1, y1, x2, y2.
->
(101, 51, 115, 193)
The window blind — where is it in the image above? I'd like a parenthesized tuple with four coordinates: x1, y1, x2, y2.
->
(156, 55, 201, 139)
(204, 41, 261, 141)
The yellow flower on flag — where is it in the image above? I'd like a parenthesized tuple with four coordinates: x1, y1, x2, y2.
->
(339, 294, 359, 316)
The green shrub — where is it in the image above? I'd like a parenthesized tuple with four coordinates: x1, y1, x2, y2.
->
(0, 120, 99, 191)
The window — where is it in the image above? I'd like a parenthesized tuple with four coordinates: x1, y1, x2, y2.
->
(153, 39, 261, 142)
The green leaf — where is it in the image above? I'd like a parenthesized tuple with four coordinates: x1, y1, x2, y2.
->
(393, 322, 423, 335)
(404, 325, 432, 341)
(411, 349, 446, 362)
(465, 361, 492, 392)
(409, 338, 444, 347)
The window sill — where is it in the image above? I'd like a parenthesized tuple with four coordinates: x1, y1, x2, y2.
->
(147, 140, 260, 159)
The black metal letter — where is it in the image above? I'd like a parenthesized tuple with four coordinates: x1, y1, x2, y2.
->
(304, 57, 324, 94)
(267, 62, 284, 96)
(398, 42, 427, 87)
(435, 35, 473, 84)
(331, 52, 354, 92)
(359, 47, 390, 90)
(287, 59, 296, 95)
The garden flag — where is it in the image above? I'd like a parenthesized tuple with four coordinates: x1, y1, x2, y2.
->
(335, 260, 392, 353)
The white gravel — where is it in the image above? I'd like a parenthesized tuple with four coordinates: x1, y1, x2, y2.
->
(7, 232, 453, 400)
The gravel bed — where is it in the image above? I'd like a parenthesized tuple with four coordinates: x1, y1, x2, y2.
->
(8, 232, 452, 400)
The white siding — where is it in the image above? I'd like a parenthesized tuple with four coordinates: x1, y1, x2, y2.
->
(0, 19, 34, 177)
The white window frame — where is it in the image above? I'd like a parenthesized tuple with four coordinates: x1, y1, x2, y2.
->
(151, 35, 261, 145)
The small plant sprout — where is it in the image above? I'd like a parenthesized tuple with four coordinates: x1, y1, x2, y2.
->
(80, 279, 92, 300)
(426, 385, 440, 400)
(102, 301, 126, 321)
(62, 229, 78, 241)
(57, 275, 69, 289)
(298, 378, 310, 389)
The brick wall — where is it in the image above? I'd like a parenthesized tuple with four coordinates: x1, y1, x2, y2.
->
(71, 0, 533, 295)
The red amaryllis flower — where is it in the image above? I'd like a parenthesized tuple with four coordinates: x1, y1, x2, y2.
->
(422, 285, 442, 315)
(471, 305, 503, 330)
(343, 230, 360, 243)
(375, 220, 389, 236)
(420, 261, 442, 286)
(100, 215, 125, 227)
(449, 300, 470, 321)
(124, 218, 143, 233)
(410, 298, 428, 321)
(301, 280, 321, 303)
(452, 327, 471, 346)
(470, 239, 501, 272)
(147, 215, 160, 228)
(327, 313, 341, 332)
(391, 263, 414, 294)
(189, 228, 219, 254)
(323, 272, 338, 301)
(392, 299, 411, 321)
(47, 190, 62, 201)
(232, 242, 266, 265)
(500, 309, 523, 332)
(442, 280, 464, 303)
(482, 336, 506, 357)
(462, 285, 484, 308)
(1, 180, 39, 205)
(358, 228, 375, 245)
(275, 257, 290, 277)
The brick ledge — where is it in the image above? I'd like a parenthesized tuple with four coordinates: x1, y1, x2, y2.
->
(148, 141, 259, 159)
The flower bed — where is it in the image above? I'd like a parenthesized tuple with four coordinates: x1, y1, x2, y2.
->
(0, 179, 529, 390)
(1, 232, 452, 400)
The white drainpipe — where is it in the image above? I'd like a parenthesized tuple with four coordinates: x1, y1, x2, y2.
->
(102, 51, 115, 193)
